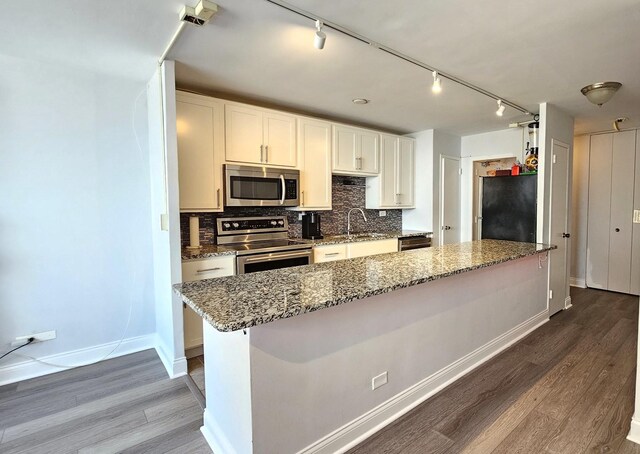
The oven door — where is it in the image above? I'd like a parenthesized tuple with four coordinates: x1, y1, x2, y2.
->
(237, 249, 313, 274)
(225, 165, 299, 207)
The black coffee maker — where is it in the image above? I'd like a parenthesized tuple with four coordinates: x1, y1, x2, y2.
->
(302, 213, 323, 239)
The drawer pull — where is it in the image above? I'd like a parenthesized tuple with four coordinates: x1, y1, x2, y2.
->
(325, 252, 341, 257)
(197, 267, 224, 273)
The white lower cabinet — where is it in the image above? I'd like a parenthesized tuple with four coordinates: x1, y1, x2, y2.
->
(314, 244, 347, 263)
(314, 239, 399, 263)
(181, 256, 236, 350)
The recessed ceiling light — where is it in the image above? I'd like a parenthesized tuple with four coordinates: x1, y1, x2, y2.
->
(352, 98, 370, 105)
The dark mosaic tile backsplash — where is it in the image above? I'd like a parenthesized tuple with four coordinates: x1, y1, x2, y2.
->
(180, 176, 403, 247)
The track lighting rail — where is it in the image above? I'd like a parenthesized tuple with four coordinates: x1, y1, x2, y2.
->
(265, 0, 531, 115)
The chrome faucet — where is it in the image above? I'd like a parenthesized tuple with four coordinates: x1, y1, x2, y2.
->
(347, 208, 368, 236)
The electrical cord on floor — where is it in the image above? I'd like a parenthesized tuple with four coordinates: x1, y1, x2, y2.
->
(0, 337, 35, 361)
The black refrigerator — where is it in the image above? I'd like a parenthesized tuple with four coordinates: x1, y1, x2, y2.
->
(481, 174, 537, 243)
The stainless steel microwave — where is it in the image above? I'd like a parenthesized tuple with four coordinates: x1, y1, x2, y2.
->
(224, 164, 300, 207)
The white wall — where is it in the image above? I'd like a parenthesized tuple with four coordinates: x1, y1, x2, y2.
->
(571, 135, 590, 286)
(460, 128, 526, 241)
(432, 131, 462, 245)
(0, 55, 156, 383)
(147, 62, 187, 377)
(403, 129, 434, 232)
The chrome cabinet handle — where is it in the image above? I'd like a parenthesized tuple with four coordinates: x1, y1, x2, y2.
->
(260, 145, 264, 162)
(265, 145, 269, 163)
(325, 252, 341, 257)
(301, 190, 305, 207)
(242, 251, 311, 263)
(216, 188, 221, 207)
(197, 267, 223, 273)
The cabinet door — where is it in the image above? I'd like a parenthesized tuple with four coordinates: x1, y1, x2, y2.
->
(333, 125, 358, 172)
(225, 104, 264, 164)
(263, 111, 297, 167)
(347, 239, 398, 258)
(608, 130, 636, 293)
(379, 134, 398, 207)
(298, 118, 332, 210)
(314, 244, 347, 263)
(397, 137, 415, 207)
(587, 133, 613, 289)
(176, 96, 224, 211)
(359, 131, 380, 174)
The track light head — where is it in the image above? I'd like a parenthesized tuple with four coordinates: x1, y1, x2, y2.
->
(314, 20, 326, 50)
(432, 71, 442, 94)
(496, 99, 505, 117)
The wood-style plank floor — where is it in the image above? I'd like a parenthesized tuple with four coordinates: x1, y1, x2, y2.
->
(0, 349, 212, 453)
(349, 287, 640, 454)
(1, 288, 638, 453)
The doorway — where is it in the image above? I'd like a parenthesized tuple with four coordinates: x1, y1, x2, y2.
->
(548, 139, 571, 315)
(440, 155, 461, 245)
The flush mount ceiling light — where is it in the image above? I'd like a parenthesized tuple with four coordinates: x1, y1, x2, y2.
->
(265, 0, 531, 118)
(581, 82, 622, 106)
(314, 20, 326, 49)
(496, 100, 505, 117)
(432, 71, 442, 94)
(352, 98, 370, 105)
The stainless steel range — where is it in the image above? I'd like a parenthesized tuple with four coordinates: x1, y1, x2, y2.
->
(216, 216, 313, 274)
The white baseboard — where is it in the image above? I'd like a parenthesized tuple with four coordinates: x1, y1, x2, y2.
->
(298, 310, 549, 454)
(570, 277, 586, 288)
(155, 337, 187, 379)
(0, 334, 156, 386)
(628, 416, 640, 445)
(201, 409, 241, 454)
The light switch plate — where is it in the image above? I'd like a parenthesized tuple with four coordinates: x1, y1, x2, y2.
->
(634, 210, 640, 224)
(379, 211, 387, 217)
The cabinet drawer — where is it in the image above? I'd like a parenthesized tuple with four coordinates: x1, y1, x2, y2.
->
(314, 244, 348, 263)
(347, 238, 398, 258)
(182, 256, 236, 282)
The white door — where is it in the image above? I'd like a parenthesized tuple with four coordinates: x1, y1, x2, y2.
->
(298, 118, 332, 210)
(225, 104, 264, 164)
(358, 131, 380, 174)
(608, 130, 636, 293)
(379, 134, 397, 207)
(548, 140, 571, 316)
(263, 111, 297, 167)
(333, 125, 358, 172)
(440, 156, 461, 245)
(397, 138, 415, 207)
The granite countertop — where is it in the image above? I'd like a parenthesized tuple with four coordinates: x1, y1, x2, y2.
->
(181, 244, 237, 261)
(174, 240, 556, 332)
(181, 230, 432, 260)
(293, 230, 432, 246)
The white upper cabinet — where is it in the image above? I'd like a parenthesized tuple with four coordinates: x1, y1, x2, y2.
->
(225, 104, 297, 167)
(366, 135, 415, 209)
(176, 92, 224, 212)
(332, 124, 379, 176)
(292, 117, 332, 211)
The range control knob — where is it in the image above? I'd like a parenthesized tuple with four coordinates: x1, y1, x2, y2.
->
(278, 220, 284, 225)
(223, 223, 231, 229)
(232, 222, 239, 228)
(270, 221, 277, 226)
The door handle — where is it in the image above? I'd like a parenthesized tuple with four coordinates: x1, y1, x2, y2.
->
(562, 232, 571, 238)
(260, 145, 264, 162)
(279, 175, 286, 205)
(216, 188, 221, 208)
(265, 145, 269, 163)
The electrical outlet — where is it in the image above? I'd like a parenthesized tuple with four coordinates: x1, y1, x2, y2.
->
(634, 210, 640, 224)
(371, 371, 388, 390)
(12, 330, 56, 347)
(298, 213, 303, 221)
(379, 211, 387, 217)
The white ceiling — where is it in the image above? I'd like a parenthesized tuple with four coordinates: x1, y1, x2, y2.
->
(2, 0, 639, 136)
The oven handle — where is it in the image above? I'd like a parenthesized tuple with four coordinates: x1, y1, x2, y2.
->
(279, 175, 286, 205)
(241, 250, 311, 264)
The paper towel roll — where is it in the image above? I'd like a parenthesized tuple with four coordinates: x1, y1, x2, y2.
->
(189, 216, 201, 249)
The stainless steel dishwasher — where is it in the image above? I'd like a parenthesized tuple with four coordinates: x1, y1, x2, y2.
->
(398, 235, 432, 251)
